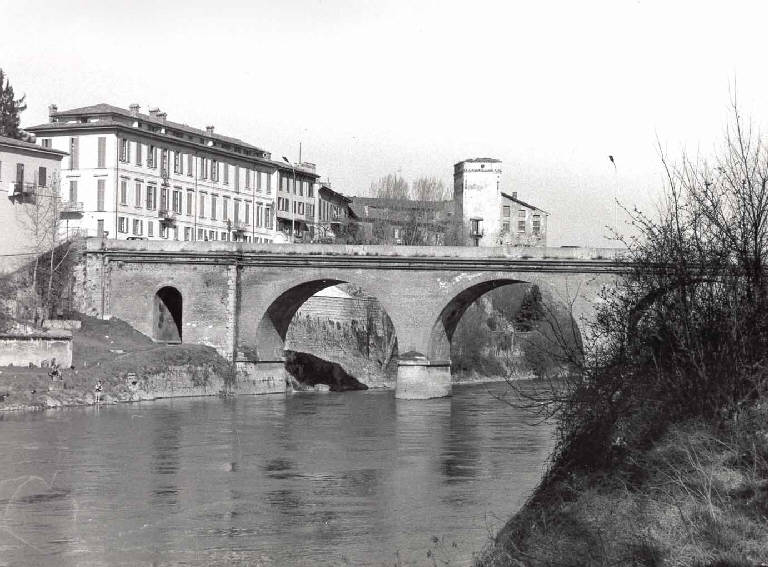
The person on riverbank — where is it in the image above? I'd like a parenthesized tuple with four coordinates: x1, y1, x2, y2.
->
(95, 380, 103, 403)
(48, 361, 61, 382)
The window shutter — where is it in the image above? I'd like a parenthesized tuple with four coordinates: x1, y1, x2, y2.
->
(71, 138, 79, 169)
(97, 137, 106, 168)
(97, 179, 105, 211)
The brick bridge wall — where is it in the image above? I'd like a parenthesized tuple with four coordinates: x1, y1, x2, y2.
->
(76, 239, 626, 398)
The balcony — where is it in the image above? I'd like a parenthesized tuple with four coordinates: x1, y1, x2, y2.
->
(158, 209, 177, 225)
(8, 181, 37, 203)
(232, 220, 249, 233)
(60, 201, 84, 219)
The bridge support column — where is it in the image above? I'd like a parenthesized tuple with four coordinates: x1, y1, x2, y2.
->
(234, 359, 288, 395)
(395, 359, 452, 400)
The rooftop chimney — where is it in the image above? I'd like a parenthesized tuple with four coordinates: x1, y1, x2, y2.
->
(205, 125, 215, 135)
(129, 103, 140, 116)
(48, 104, 58, 120)
(512, 191, 518, 200)
(148, 107, 160, 118)
(157, 111, 167, 122)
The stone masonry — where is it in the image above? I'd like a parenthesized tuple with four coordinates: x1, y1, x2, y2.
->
(75, 239, 626, 399)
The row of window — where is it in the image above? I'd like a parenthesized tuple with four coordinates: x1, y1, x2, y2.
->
(60, 135, 274, 194)
(276, 197, 316, 218)
(0, 161, 49, 187)
(502, 205, 539, 219)
(69, 176, 280, 230)
(502, 218, 543, 234)
(320, 199, 345, 221)
(118, 137, 272, 193)
(116, 216, 271, 242)
(278, 172, 314, 198)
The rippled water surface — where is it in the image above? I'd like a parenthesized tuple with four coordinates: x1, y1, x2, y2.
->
(0, 382, 555, 566)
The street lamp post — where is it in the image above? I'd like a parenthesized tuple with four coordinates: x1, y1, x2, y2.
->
(282, 156, 296, 243)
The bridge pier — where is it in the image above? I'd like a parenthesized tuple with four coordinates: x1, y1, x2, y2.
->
(395, 358, 452, 400)
(233, 359, 288, 395)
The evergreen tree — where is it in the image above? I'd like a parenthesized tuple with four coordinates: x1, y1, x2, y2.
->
(0, 68, 27, 139)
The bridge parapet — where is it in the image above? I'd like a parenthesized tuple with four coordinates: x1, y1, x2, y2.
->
(84, 237, 626, 262)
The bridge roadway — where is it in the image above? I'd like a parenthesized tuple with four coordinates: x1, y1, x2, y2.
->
(77, 239, 628, 399)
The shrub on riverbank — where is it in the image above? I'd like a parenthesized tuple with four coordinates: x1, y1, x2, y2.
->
(478, 104, 768, 565)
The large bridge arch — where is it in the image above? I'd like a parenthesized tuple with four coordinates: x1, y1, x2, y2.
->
(238, 275, 403, 363)
(423, 270, 603, 361)
(235, 272, 406, 392)
(426, 276, 585, 378)
(382, 270, 607, 399)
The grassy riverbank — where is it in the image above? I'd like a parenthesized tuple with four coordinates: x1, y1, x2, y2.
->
(476, 107, 768, 567)
(0, 316, 233, 411)
(476, 414, 768, 566)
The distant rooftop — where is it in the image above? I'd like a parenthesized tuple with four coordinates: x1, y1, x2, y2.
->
(461, 157, 502, 163)
(33, 103, 268, 154)
(0, 134, 68, 158)
(501, 191, 550, 215)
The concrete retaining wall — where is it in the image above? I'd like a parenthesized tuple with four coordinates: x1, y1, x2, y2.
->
(43, 319, 82, 331)
(126, 363, 286, 402)
(0, 332, 73, 367)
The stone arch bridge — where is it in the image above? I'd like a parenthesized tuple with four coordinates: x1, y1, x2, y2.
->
(78, 239, 627, 399)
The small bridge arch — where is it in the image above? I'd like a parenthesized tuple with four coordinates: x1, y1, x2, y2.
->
(154, 285, 183, 343)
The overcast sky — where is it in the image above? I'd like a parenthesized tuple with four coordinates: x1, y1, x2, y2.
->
(2, 0, 767, 246)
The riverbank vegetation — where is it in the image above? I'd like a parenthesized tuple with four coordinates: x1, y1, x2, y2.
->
(478, 103, 768, 565)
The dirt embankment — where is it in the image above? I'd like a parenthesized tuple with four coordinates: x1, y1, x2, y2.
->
(0, 316, 233, 412)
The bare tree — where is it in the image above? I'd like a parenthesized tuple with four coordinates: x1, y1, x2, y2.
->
(14, 172, 75, 322)
(370, 172, 409, 200)
(411, 176, 447, 201)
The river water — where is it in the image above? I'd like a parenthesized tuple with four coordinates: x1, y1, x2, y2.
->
(0, 382, 555, 566)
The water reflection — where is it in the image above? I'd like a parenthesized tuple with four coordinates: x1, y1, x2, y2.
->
(0, 382, 554, 566)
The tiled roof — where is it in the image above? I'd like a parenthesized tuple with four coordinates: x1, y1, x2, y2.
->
(27, 104, 320, 177)
(40, 103, 268, 154)
(351, 196, 453, 211)
(318, 184, 352, 203)
(349, 197, 454, 223)
(0, 134, 68, 157)
(501, 192, 549, 215)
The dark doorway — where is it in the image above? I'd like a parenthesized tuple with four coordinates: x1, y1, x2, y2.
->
(154, 286, 182, 343)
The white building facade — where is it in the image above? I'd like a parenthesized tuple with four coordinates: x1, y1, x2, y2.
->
(453, 157, 548, 247)
(27, 104, 312, 244)
(0, 135, 67, 273)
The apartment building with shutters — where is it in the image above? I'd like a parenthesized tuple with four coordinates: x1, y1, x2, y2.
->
(314, 182, 353, 242)
(26, 103, 305, 243)
(274, 162, 321, 242)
